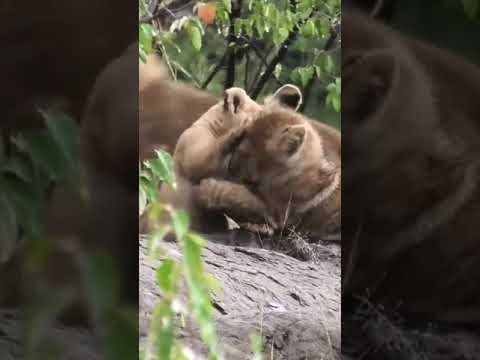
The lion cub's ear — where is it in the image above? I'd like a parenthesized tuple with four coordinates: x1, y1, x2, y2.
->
(265, 84, 303, 111)
(277, 124, 307, 157)
(223, 87, 249, 114)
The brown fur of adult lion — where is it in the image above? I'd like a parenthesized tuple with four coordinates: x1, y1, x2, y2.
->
(226, 109, 341, 239)
(342, 10, 480, 323)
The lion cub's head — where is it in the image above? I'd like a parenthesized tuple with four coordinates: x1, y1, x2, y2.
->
(228, 109, 336, 206)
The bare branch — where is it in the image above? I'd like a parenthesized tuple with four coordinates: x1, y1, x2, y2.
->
(201, 51, 228, 89)
(250, 32, 298, 100)
(244, 52, 250, 89)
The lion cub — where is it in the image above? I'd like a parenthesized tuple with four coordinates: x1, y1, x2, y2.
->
(222, 109, 341, 239)
(142, 85, 303, 234)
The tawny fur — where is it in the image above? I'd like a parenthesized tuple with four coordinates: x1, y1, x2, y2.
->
(226, 109, 341, 239)
(141, 85, 304, 234)
(139, 54, 218, 160)
(174, 87, 262, 182)
(142, 88, 268, 233)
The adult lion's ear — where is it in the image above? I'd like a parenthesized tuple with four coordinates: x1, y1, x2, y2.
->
(265, 84, 303, 111)
(278, 124, 307, 157)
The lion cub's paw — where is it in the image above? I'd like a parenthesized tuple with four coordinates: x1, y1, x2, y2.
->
(220, 125, 247, 155)
(195, 178, 224, 209)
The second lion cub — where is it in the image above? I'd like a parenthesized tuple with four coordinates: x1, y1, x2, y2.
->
(224, 108, 341, 239)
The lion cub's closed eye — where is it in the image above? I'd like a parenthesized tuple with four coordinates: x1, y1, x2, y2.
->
(173, 87, 261, 183)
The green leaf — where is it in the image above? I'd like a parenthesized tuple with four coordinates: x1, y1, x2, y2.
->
(323, 55, 335, 75)
(147, 149, 175, 188)
(234, 18, 243, 35)
(139, 47, 147, 63)
(147, 224, 171, 259)
(153, 302, 175, 360)
(40, 108, 80, 172)
(331, 94, 341, 112)
(139, 175, 159, 204)
(139, 24, 155, 55)
(301, 19, 316, 37)
(291, 66, 315, 88)
(278, 27, 289, 43)
(300, 66, 315, 87)
(156, 259, 177, 292)
(222, 0, 232, 13)
(317, 17, 331, 37)
(255, 20, 264, 37)
(172, 209, 190, 240)
(187, 24, 203, 51)
(15, 131, 66, 182)
(244, 18, 254, 36)
(250, 333, 263, 360)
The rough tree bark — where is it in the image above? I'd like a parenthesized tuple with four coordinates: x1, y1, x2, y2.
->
(140, 235, 341, 360)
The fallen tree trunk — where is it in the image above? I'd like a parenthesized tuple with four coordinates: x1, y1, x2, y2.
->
(139, 235, 342, 360)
